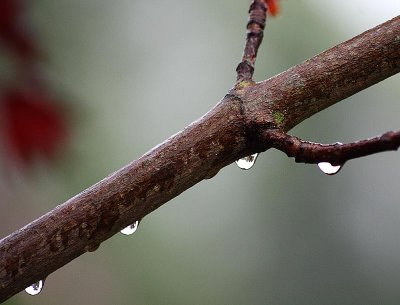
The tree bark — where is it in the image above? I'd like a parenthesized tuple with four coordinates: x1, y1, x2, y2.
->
(0, 15, 399, 303)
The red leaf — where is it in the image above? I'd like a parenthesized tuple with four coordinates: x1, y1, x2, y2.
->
(1, 87, 67, 164)
(266, 0, 280, 16)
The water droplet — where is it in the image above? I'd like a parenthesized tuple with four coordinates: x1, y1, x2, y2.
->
(318, 162, 342, 175)
(235, 153, 258, 170)
(25, 280, 44, 296)
(120, 221, 139, 235)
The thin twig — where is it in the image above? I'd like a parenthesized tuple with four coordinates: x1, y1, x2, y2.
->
(236, 0, 267, 83)
(263, 129, 400, 165)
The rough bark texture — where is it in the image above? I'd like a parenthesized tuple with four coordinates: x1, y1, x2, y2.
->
(0, 15, 399, 303)
(238, 16, 400, 133)
(236, 0, 267, 82)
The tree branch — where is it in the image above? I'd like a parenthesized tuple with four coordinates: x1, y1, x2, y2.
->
(262, 129, 400, 165)
(0, 10, 399, 304)
(236, 16, 400, 132)
(236, 0, 267, 82)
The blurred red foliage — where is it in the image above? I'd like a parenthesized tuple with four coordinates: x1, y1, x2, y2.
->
(1, 87, 67, 164)
(0, 0, 68, 166)
(266, 0, 280, 16)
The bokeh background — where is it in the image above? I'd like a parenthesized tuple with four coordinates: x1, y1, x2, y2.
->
(1, 1, 400, 304)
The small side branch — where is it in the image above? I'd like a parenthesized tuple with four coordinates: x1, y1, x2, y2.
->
(236, 0, 267, 82)
(263, 129, 400, 165)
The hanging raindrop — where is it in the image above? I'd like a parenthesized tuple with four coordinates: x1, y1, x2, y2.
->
(120, 221, 139, 235)
(318, 162, 342, 175)
(25, 280, 44, 296)
(236, 153, 258, 170)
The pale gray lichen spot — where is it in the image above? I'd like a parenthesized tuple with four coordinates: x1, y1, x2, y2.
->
(284, 73, 305, 88)
(209, 141, 224, 155)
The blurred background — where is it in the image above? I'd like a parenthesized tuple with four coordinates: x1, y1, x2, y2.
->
(1, 0, 399, 304)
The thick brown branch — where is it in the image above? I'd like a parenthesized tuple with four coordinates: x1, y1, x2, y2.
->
(236, 0, 267, 82)
(238, 16, 400, 132)
(263, 129, 400, 165)
(0, 15, 399, 303)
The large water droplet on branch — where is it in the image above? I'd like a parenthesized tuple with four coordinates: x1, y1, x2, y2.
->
(25, 280, 44, 296)
(120, 221, 139, 235)
(236, 153, 258, 170)
(318, 162, 342, 175)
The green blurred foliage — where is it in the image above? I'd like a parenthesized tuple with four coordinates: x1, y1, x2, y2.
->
(1, 1, 400, 304)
